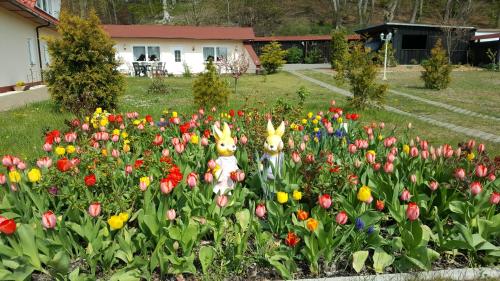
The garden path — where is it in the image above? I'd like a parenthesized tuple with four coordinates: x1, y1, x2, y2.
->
(0, 86, 49, 111)
(312, 68, 500, 122)
(288, 70, 500, 143)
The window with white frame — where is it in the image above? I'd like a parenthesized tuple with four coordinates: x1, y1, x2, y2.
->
(216, 47, 228, 61)
(174, 50, 182, 62)
(132, 46, 161, 61)
(27, 38, 36, 66)
(203, 47, 215, 61)
(36, 0, 52, 15)
(203, 47, 228, 62)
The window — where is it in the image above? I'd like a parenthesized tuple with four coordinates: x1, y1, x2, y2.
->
(401, 35, 427, 50)
(27, 38, 36, 66)
(216, 47, 228, 61)
(36, 0, 52, 15)
(133, 46, 161, 61)
(43, 43, 50, 65)
(203, 47, 215, 61)
(174, 50, 181, 62)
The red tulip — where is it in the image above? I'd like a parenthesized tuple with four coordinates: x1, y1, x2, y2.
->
(216, 195, 228, 207)
(166, 209, 176, 221)
(372, 162, 381, 171)
(145, 114, 153, 123)
(318, 194, 332, 209)
(84, 174, 96, 187)
(285, 231, 300, 247)
(0, 216, 16, 235)
(490, 192, 500, 205)
(335, 211, 348, 225)
(428, 181, 439, 191)
(56, 158, 72, 172)
(455, 168, 466, 180)
(42, 211, 57, 229)
(152, 134, 163, 146)
(88, 202, 101, 217)
(470, 181, 482, 196)
(406, 202, 420, 221)
(475, 164, 488, 178)
(375, 200, 385, 211)
(255, 204, 266, 218)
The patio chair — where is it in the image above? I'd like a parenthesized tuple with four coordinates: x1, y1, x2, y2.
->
(132, 62, 142, 77)
(152, 62, 167, 77)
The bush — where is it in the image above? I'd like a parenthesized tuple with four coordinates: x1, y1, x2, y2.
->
(286, 46, 303, 63)
(375, 43, 398, 67)
(259, 41, 287, 74)
(304, 48, 322, 64)
(330, 29, 349, 74)
(421, 39, 452, 90)
(147, 76, 170, 95)
(345, 44, 387, 109)
(183, 62, 192, 77)
(192, 60, 231, 109)
(45, 12, 124, 116)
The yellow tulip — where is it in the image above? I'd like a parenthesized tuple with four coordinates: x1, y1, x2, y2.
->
(66, 145, 76, 154)
(55, 146, 66, 156)
(8, 170, 21, 183)
(108, 215, 124, 230)
(113, 129, 120, 135)
(140, 176, 150, 187)
(191, 135, 199, 144)
(133, 120, 141, 126)
(118, 212, 129, 222)
(123, 144, 130, 153)
(172, 111, 178, 118)
(307, 112, 313, 119)
(99, 118, 108, 127)
(357, 185, 372, 203)
(315, 115, 321, 120)
(312, 119, 318, 125)
(121, 132, 128, 139)
(314, 127, 319, 132)
(306, 218, 318, 231)
(277, 192, 288, 204)
(467, 152, 475, 161)
(293, 190, 302, 201)
(95, 107, 102, 114)
(378, 134, 383, 141)
(403, 145, 410, 154)
(27, 168, 41, 183)
(301, 119, 308, 124)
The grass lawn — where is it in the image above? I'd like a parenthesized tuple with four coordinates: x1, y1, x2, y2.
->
(1, 72, 499, 159)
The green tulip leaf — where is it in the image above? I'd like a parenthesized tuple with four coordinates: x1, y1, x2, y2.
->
(199, 246, 215, 274)
(17, 224, 41, 269)
(352, 250, 369, 273)
(373, 248, 394, 273)
(235, 209, 250, 232)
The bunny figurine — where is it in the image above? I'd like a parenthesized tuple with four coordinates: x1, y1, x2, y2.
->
(261, 120, 285, 180)
(212, 122, 239, 195)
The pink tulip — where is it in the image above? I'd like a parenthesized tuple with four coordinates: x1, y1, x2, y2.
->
(0, 174, 6, 185)
(379, 122, 385, 129)
(255, 204, 266, 218)
(336, 211, 348, 225)
(160, 178, 174, 194)
(137, 124, 145, 130)
(318, 194, 332, 209)
(410, 147, 419, 158)
(139, 180, 149, 191)
(288, 138, 294, 149)
(428, 181, 439, 191)
(490, 192, 500, 205)
(239, 134, 248, 145)
(303, 135, 310, 142)
(42, 211, 57, 229)
(305, 154, 315, 163)
(82, 123, 90, 131)
(17, 161, 26, 170)
(455, 148, 462, 157)
(467, 139, 476, 150)
(171, 137, 180, 146)
(291, 151, 301, 163)
(390, 147, 398, 155)
(386, 153, 395, 163)
(372, 162, 381, 171)
(186, 173, 198, 188)
(111, 149, 120, 158)
(204, 172, 213, 183)
(443, 144, 453, 158)
(234, 170, 245, 182)
(216, 195, 228, 207)
(201, 137, 209, 146)
(166, 209, 176, 221)
(406, 202, 420, 221)
(111, 134, 119, 142)
(400, 189, 411, 201)
(420, 140, 428, 151)
(365, 152, 375, 164)
(478, 143, 485, 153)
(125, 165, 133, 175)
(410, 174, 417, 184)
(88, 202, 101, 217)
(208, 159, 217, 169)
(300, 142, 306, 151)
(37, 157, 52, 169)
(43, 143, 53, 152)
(162, 149, 170, 157)
(421, 150, 429, 160)
(455, 168, 465, 180)
(488, 173, 496, 182)
(64, 132, 77, 143)
(475, 164, 488, 178)
(348, 144, 357, 154)
(470, 181, 482, 196)
(174, 143, 185, 154)
(383, 162, 393, 173)
(182, 133, 191, 143)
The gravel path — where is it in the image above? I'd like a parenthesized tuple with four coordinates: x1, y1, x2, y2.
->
(289, 70, 500, 143)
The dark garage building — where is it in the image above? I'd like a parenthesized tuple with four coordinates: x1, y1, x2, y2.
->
(355, 22, 476, 64)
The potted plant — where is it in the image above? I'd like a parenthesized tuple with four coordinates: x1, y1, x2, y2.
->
(14, 81, 26, 91)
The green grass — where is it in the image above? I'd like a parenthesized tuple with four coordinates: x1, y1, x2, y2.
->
(0, 72, 499, 159)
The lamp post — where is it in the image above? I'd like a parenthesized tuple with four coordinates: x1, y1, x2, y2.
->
(380, 32, 392, 81)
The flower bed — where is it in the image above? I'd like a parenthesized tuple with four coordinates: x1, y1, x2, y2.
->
(0, 103, 498, 280)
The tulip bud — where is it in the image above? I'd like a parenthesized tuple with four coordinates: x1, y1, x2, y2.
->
(216, 195, 228, 207)
(488, 173, 496, 182)
(318, 194, 332, 209)
(410, 174, 417, 184)
(467, 139, 476, 149)
(400, 189, 411, 201)
(291, 151, 301, 163)
(354, 159, 362, 168)
(0, 173, 6, 185)
(477, 143, 485, 154)
(454, 168, 465, 180)
(383, 162, 393, 173)
(208, 159, 217, 169)
(410, 147, 419, 158)
(82, 123, 90, 131)
(375, 200, 385, 211)
(201, 137, 209, 146)
(42, 210, 57, 229)
(300, 142, 306, 151)
(470, 181, 482, 196)
(406, 202, 420, 221)
(288, 138, 294, 149)
(125, 165, 133, 175)
(174, 143, 185, 154)
(348, 144, 357, 154)
(186, 172, 198, 188)
(255, 204, 266, 218)
(305, 154, 315, 163)
(475, 164, 488, 178)
(428, 181, 439, 191)
(17, 161, 26, 170)
(166, 209, 176, 221)
(43, 143, 53, 152)
(490, 192, 500, 205)
(240, 135, 248, 145)
(111, 149, 120, 158)
(162, 149, 170, 157)
(336, 211, 348, 225)
(204, 172, 213, 183)
(88, 202, 101, 217)
(372, 162, 381, 171)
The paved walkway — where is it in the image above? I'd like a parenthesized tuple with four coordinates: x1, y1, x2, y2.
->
(313, 68, 500, 122)
(283, 63, 331, 71)
(289, 70, 500, 143)
(0, 86, 49, 111)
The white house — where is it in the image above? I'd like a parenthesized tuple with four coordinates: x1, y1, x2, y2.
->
(0, 0, 59, 93)
(102, 25, 260, 75)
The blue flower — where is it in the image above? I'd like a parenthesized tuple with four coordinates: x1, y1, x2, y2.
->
(355, 218, 365, 231)
(334, 129, 345, 138)
(367, 226, 375, 234)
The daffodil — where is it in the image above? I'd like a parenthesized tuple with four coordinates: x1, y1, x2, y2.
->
(27, 168, 41, 182)
(277, 192, 288, 204)
(357, 185, 372, 202)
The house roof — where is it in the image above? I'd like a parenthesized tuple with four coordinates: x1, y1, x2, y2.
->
(243, 43, 260, 67)
(102, 24, 255, 40)
(356, 22, 476, 34)
(0, 0, 58, 25)
(252, 34, 360, 42)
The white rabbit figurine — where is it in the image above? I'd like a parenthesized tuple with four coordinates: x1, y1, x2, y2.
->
(260, 120, 285, 180)
(212, 122, 239, 195)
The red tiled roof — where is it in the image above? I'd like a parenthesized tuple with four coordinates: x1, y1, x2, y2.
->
(102, 25, 255, 40)
(0, 0, 59, 25)
(243, 43, 260, 67)
(252, 34, 360, 42)
(472, 33, 500, 41)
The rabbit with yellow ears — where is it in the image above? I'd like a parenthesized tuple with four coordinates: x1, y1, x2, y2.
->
(212, 122, 239, 194)
(261, 120, 285, 179)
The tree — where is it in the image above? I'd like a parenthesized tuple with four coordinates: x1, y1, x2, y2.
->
(192, 60, 231, 109)
(421, 39, 452, 90)
(45, 11, 124, 115)
(259, 41, 287, 74)
(219, 48, 250, 95)
(330, 29, 350, 78)
(384, 0, 399, 22)
(344, 44, 387, 109)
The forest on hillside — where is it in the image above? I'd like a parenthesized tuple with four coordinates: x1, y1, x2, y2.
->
(62, 0, 500, 35)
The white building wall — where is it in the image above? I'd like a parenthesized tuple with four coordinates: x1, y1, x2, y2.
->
(112, 38, 257, 75)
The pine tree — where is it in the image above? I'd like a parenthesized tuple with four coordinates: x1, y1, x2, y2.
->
(192, 60, 231, 109)
(45, 11, 124, 115)
(259, 41, 287, 74)
(330, 29, 350, 75)
(421, 39, 452, 90)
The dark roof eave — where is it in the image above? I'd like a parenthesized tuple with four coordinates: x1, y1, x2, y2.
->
(356, 22, 476, 34)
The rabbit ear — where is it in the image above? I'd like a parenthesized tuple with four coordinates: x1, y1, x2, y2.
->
(222, 122, 231, 138)
(267, 120, 275, 136)
(275, 121, 285, 137)
(213, 124, 223, 141)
